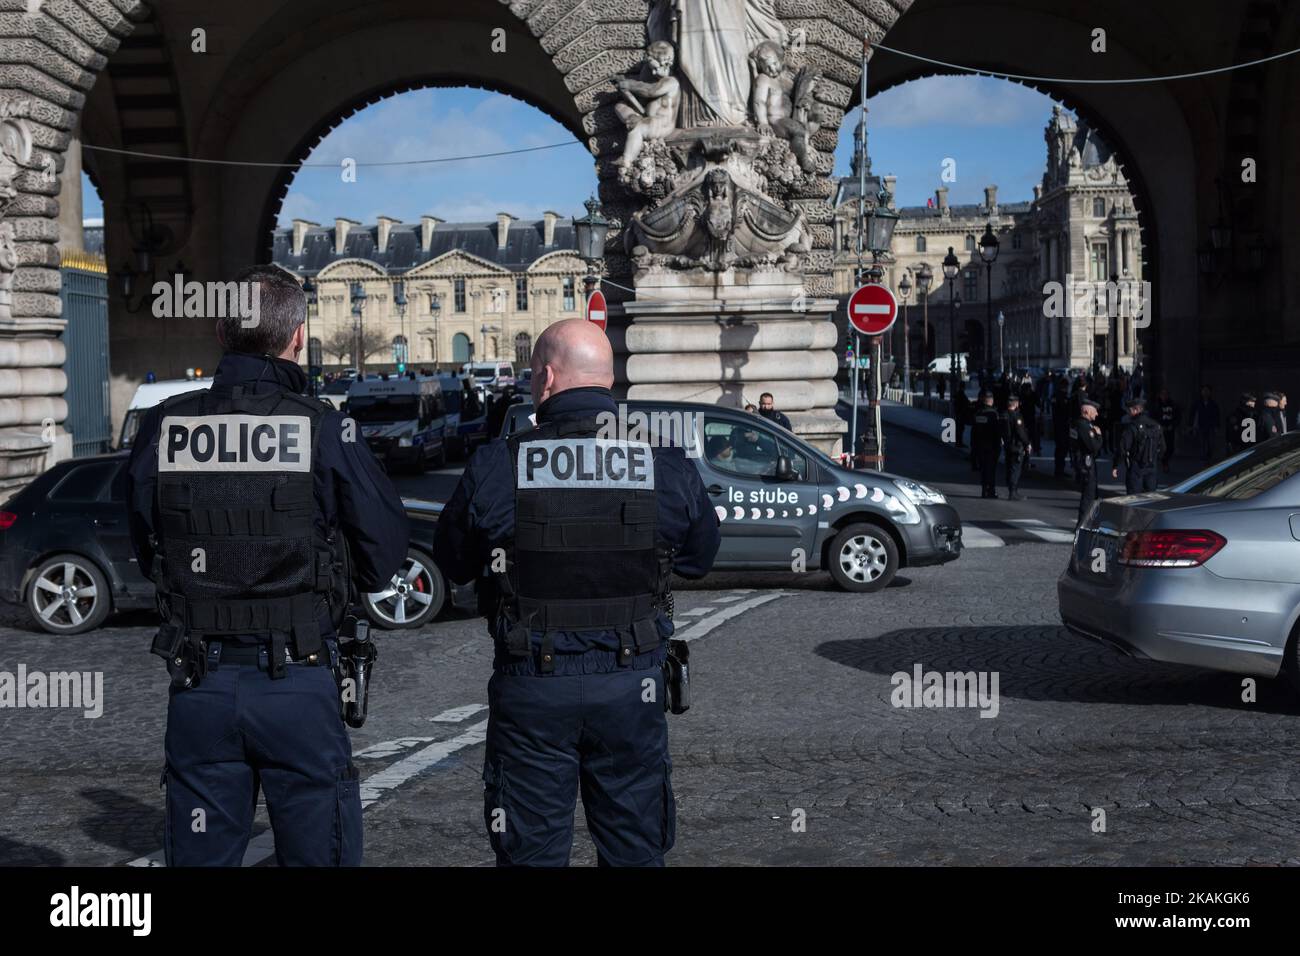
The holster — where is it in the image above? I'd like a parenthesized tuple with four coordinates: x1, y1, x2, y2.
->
(336, 616, 377, 729)
(662, 639, 690, 715)
(151, 621, 207, 690)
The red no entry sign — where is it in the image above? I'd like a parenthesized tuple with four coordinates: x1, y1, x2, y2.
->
(847, 283, 898, 336)
(586, 289, 608, 331)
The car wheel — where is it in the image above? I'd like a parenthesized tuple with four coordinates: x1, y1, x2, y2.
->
(827, 523, 899, 593)
(362, 549, 446, 629)
(27, 553, 112, 634)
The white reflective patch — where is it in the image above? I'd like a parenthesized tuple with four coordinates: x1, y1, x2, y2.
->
(159, 415, 312, 472)
(516, 439, 655, 490)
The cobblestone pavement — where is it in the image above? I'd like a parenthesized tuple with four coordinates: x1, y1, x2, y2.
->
(2, 424, 1298, 866)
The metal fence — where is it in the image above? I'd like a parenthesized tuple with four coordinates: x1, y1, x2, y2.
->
(59, 261, 112, 457)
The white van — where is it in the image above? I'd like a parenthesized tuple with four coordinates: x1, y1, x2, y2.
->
(926, 354, 970, 378)
(346, 375, 446, 471)
(462, 361, 515, 392)
(118, 377, 213, 449)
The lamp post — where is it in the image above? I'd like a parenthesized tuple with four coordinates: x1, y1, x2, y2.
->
(860, 188, 900, 471)
(916, 262, 933, 396)
(302, 277, 318, 396)
(943, 247, 960, 399)
(573, 195, 610, 298)
(997, 309, 1005, 375)
(349, 280, 368, 376)
(979, 222, 1000, 375)
(393, 279, 408, 373)
(428, 292, 441, 368)
(898, 270, 913, 403)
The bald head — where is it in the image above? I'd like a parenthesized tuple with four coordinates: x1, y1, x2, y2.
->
(531, 318, 614, 405)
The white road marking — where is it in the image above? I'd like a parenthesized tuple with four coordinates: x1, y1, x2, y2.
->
(355, 736, 435, 759)
(428, 703, 488, 723)
(673, 592, 786, 643)
(359, 720, 488, 809)
(961, 527, 1005, 549)
(675, 607, 713, 617)
(1006, 518, 1076, 543)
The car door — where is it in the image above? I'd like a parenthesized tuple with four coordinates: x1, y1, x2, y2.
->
(46, 459, 143, 598)
(101, 461, 153, 598)
(696, 414, 819, 567)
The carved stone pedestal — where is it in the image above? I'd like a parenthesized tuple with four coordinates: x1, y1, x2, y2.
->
(620, 280, 847, 456)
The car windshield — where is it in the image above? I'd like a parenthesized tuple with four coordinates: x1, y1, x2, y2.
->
(1169, 433, 1300, 500)
(348, 396, 418, 423)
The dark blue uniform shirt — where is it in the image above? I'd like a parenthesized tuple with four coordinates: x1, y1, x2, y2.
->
(125, 352, 410, 638)
(433, 386, 721, 655)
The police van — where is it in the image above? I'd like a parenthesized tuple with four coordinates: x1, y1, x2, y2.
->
(118, 376, 214, 449)
(436, 373, 488, 460)
(499, 400, 962, 592)
(346, 375, 446, 471)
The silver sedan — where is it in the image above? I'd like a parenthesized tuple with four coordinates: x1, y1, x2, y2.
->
(1058, 433, 1300, 692)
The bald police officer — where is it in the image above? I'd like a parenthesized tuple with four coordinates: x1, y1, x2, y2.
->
(433, 318, 721, 866)
(1072, 398, 1105, 526)
(126, 264, 409, 866)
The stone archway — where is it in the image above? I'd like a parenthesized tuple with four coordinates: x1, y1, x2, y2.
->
(5, 0, 1300, 476)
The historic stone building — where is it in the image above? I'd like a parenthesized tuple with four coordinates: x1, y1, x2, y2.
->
(270, 213, 588, 371)
(833, 106, 1145, 376)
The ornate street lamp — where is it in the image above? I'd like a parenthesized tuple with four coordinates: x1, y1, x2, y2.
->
(943, 247, 960, 397)
(302, 277, 319, 395)
(349, 280, 367, 376)
(978, 222, 1000, 371)
(573, 195, 609, 295)
(916, 262, 933, 378)
(898, 270, 913, 400)
(393, 279, 409, 372)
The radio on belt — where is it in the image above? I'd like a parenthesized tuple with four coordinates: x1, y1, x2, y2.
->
(159, 415, 313, 472)
(517, 438, 656, 489)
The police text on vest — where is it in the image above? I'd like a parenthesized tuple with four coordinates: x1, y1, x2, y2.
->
(159, 415, 312, 472)
(517, 439, 655, 489)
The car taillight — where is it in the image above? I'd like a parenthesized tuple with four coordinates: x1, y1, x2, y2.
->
(1118, 530, 1225, 568)
(0, 511, 15, 530)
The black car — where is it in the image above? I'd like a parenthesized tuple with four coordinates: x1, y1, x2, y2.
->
(0, 453, 461, 634)
(0, 454, 151, 634)
(498, 400, 962, 591)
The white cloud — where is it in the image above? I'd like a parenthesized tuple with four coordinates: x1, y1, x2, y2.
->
(869, 75, 1059, 129)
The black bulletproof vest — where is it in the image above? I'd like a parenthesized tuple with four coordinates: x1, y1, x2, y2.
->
(500, 416, 666, 662)
(153, 384, 338, 657)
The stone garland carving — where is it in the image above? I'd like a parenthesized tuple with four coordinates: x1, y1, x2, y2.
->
(1, 97, 36, 325)
(611, 1, 824, 276)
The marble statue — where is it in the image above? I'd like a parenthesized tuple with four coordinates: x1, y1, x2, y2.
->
(750, 40, 822, 171)
(615, 41, 681, 169)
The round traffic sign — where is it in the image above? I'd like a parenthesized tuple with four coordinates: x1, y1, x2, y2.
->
(586, 289, 608, 331)
(847, 283, 898, 336)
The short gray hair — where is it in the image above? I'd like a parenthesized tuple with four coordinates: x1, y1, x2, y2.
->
(217, 264, 306, 355)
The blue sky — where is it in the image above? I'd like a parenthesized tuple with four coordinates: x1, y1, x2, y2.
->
(81, 76, 1063, 225)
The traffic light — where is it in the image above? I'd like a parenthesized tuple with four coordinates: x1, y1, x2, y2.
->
(397, 363, 406, 374)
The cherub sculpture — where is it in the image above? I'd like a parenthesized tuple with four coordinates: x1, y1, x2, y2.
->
(750, 40, 822, 172)
(615, 40, 681, 170)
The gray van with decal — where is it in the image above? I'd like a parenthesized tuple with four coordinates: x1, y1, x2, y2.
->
(500, 400, 961, 591)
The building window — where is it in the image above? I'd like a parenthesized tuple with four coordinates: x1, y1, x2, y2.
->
(1092, 197, 1107, 218)
(515, 276, 528, 311)
(1011, 232, 1022, 250)
(392, 335, 408, 366)
(515, 332, 532, 365)
(453, 277, 466, 313)
(563, 276, 576, 310)
(840, 230, 851, 252)
(964, 234, 975, 253)
(1090, 243, 1109, 281)
(964, 270, 978, 300)
(915, 235, 927, 252)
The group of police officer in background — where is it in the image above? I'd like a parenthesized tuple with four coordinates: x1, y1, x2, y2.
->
(969, 388, 1033, 500)
(126, 265, 722, 868)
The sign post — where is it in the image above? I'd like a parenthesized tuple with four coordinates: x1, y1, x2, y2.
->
(847, 283, 899, 470)
(586, 289, 608, 331)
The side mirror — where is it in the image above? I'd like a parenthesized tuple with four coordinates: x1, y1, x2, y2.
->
(776, 456, 798, 482)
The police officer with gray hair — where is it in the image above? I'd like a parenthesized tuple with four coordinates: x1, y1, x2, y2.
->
(433, 318, 720, 866)
(125, 264, 408, 866)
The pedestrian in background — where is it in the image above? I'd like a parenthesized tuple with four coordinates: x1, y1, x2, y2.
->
(1154, 386, 1179, 469)
(1072, 398, 1105, 526)
(1189, 385, 1220, 462)
(971, 389, 1002, 498)
(1225, 392, 1256, 455)
(1112, 397, 1164, 493)
(1001, 393, 1031, 500)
